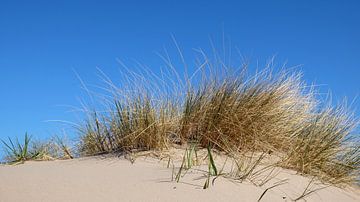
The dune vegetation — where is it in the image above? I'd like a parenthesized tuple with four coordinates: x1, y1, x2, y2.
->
(1, 134, 73, 164)
(1, 48, 359, 189)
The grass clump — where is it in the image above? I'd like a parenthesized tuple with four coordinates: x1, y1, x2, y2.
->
(1, 133, 74, 164)
(78, 96, 178, 156)
(67, 48, 360, 186)
(178, 70, 313, 154)
(1, 133, 38, 163)
(283, 105, 359, 184)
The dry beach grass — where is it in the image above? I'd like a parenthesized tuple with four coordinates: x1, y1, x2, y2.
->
(1, 48, 359, 201)
(75, 55, 359, 186)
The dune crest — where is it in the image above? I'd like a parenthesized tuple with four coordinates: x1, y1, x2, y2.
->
(0, 154, 359, 202)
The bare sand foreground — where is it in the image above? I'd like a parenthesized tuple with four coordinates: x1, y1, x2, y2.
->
(0, 156, 359, 202)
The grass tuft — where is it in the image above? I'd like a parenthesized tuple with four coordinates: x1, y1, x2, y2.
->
(1, 133, 74, 164)
(1, 133, 39, 163)
(75, 53, 359, 186)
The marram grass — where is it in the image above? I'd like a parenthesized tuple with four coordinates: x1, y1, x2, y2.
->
(1, 50, 358, 187)
(76, 55, 359, 186)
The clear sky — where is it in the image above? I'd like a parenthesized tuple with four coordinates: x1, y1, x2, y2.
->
(0, 0, 359, 143)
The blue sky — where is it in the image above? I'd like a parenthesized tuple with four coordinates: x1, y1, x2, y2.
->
(0, 0, 359, 143)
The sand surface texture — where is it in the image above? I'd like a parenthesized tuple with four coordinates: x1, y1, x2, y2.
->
(0, 156, 359, 202)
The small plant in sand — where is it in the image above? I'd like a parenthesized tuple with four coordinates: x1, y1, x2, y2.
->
(1, 133, 74, 164)
(203, 145, 218, 189)
(175, 143, 199, 182)
(1, 133, 41, 163)
(293, 177, 329, 201)
(53, 135, 74, 159)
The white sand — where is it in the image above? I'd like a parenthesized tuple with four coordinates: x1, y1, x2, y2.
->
(0, 155, 359, 202)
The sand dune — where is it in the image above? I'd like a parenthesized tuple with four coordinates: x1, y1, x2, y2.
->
(0, 156, 359, 202)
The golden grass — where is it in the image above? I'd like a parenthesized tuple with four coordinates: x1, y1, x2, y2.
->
(2, 48, 357, 186)
(75, 54, 359, 186)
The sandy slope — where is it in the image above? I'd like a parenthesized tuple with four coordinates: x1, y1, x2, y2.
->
(0, 155, 359, 202)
